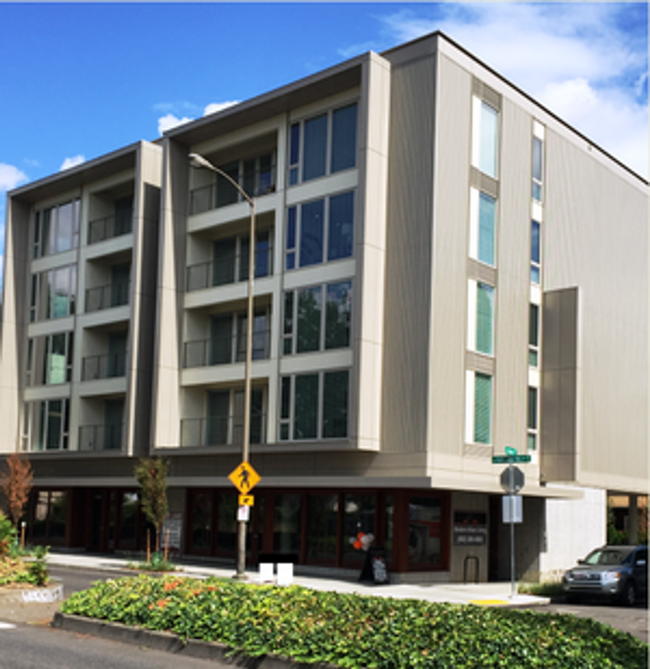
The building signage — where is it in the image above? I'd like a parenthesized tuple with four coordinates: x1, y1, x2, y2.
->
(453, 511, 487, 546)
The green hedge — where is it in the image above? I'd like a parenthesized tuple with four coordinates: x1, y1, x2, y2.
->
(61, 575, 647, 668)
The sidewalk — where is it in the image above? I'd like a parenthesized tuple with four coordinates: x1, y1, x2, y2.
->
(47, 551, 550, 608)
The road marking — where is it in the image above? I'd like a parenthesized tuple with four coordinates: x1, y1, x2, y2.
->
(0, 622, 17, 629)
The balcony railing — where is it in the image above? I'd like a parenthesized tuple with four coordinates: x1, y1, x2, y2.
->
(85, 281, 130, 312)
(180, 415, 266, 448)
(189, 166, 276, 216)
(88, 212, 133, 244)
(81, 353, 127, 380)
(186, 248, 273, 292)
(183, 328, 271, 368)
(78, 423, 123, 451)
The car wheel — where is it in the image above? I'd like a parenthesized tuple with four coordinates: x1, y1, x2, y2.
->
(620, 580, 637, 607)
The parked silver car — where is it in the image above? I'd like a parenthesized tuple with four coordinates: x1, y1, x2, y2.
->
(563, 545, 648, 606)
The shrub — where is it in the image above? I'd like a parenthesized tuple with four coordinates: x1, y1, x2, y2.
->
(61, 575, 648, 668)
(0, 511, 16, 557)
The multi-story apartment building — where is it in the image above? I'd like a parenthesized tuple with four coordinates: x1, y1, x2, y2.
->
(1, 33, 647, 581)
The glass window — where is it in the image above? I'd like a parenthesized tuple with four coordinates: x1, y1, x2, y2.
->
(217, 493, 237, 553)
(294, 374, 319, 439)
(48, 333, 67, 384)
(476, 283, 495, 355)
(478, 193, 496, 266)
(289, 123, 300, 186)
(328, 191, 354, 261)
(273, 494, 302, 554)
(191, 491, 213, 551)
(323, 371, 349, 439)
(303, 114, 328, 181)
(325, 281, 351, 349)
(120, 492, 138, 546)
(49, 491, 67, 540)
(532, 137, 543, 201)
(215, 162, 239, 207)
(297, 286, 322, 353)
(527, 386, 538, 451)
(479, 102, 499, 178)
(529, 304, 540, 367)
(33, 199, 80, 258)
(331, 104, 357, 173)
(300, 200, 324, 267)
(306, 494, 338, 562)
(286, 207, 297, 270)
(531, 220, 541, 284)
(474, 373, 492, 445)
(342, 494, 375, 564)
(408, 497, 442, 567)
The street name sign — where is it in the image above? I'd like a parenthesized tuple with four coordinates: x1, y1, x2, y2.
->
(491, 454, 531, 464)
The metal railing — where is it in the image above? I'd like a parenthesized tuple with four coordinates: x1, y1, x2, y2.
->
(189, 166, 276, 216)
(85, 281, 130, 312)
(81, 353, 127, 380)
(87, 212, 133, 244)
(186, 248, 273, 292)
(180, 415, 266, 448)
(183, 328, 270, 368)
(78, 423, 123, 451)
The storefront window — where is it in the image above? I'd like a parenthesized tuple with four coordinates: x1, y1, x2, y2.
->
(306, 494, 338, 562)
(408, 496, 442, 567)
(342, 494, 376, 564)
(120, 492, 138, 545)
(192, 492, 213, 551)
(217, 493, 237, 553)
(273, 494, 302, 554)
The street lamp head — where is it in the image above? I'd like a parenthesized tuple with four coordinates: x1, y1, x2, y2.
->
(188, 153, 214, 171)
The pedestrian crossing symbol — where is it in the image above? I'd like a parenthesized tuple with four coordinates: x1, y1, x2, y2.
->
(228, 461, 261, 494)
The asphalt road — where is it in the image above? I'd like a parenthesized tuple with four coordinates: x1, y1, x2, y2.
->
(0, 565, 646, 669)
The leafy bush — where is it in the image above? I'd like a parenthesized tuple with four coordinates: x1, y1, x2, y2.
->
(27, 545, 49, 586)
(0, 511, 16, 557)
(127, 551, 176, 573)
(61, 575, 648, 668)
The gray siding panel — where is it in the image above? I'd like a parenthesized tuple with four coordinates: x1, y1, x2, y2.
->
(382, 55, 436, 453)
(544, 131, 648, 488)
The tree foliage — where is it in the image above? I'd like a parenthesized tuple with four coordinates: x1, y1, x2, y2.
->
(1, 453, 34, 527)
(134, 457, 168, 553)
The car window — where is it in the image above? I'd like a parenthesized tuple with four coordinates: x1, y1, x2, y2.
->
(585, 548, 632, 566)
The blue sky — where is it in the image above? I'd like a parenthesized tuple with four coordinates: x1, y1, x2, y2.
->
(0, 2, 647, 278)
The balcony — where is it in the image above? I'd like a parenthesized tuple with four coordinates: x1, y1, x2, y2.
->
(81, 352, 127, 381)
(180, 414, 266, 448)
(189, 157, 275, 216)
(88, 211, 133, 244)
(78, 423, 123, 451)
(183, 328, 270, 368)
(85, 281, 130, 312)
(186, 245, 273, 293)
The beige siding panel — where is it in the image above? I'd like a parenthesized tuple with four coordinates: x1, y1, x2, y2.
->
(492, 99, 532, 456)
(428, 53, 471, 458)
(544, 132, 648, 491)
(382, 55, 436, 454)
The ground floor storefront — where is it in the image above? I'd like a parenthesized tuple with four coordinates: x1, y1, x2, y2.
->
(23, 484, 565, 582)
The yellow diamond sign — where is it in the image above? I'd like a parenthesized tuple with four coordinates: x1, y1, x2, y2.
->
(228, 461, 261, 494)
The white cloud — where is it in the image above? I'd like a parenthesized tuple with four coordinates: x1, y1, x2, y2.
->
(0, 163, 28, 192)
(204, 101, 239, 116)
(158, 113, 193, 135)
(378, 3, 648, 177)
(60, 155, 85, 171)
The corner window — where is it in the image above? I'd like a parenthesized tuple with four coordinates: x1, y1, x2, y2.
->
(33, 199, 80, 258)
(279, 370, 350, 441)
(288, 103, 358, 185)
(285, 191, 354, 270)
(26, 332, 74, 386)
(29, 264, 77, 322)
(283, 280, 351, 356)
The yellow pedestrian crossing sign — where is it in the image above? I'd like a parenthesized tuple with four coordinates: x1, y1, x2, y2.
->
(239, 494, 254, 507)
(228, 461, 260, 494)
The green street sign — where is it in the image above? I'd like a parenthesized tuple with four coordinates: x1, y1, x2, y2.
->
(492, 454, 532, 464)
(505, 446, 518, 456)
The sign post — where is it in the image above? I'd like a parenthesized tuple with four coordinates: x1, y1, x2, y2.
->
(492, 448, 529, 599)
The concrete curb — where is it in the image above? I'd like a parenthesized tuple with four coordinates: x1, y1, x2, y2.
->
(52, 612, 340, 669)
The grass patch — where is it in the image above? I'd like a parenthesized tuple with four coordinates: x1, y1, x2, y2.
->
(61, 574, 647, 668)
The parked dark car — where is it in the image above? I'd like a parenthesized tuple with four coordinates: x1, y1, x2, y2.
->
(563, 545, 648, 606)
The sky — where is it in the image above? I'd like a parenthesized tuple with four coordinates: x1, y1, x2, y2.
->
(0, 2, 647, 281)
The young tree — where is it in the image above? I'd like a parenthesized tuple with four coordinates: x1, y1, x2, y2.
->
(1, 453, 34, 528)
(134, 457, 168, 553)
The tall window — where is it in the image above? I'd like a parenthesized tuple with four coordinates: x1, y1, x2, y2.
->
(283, 280, 351, 355)
(530, 220, 541, 284)
(288, 103, 358, 185)
(468, 281, 495, 356)
(465, 371, 493, 445)
(285, 191, 354, 270)
(25, 399, 70, 451)
(279, 370, 349, 441)
(472, 97, 499, 179)
(527, 386, 539, 451)
(529, 304, 540, 367)
(532, 122, 545, 202)
(33, 199, 80, 258)
(29, 264, 77, 322)
(26, 332, 74, 386)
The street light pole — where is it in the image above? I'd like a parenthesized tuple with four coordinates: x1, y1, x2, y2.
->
(189, 153, 255, 579)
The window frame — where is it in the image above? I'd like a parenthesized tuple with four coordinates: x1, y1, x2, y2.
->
(33, 199, 80, 259)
